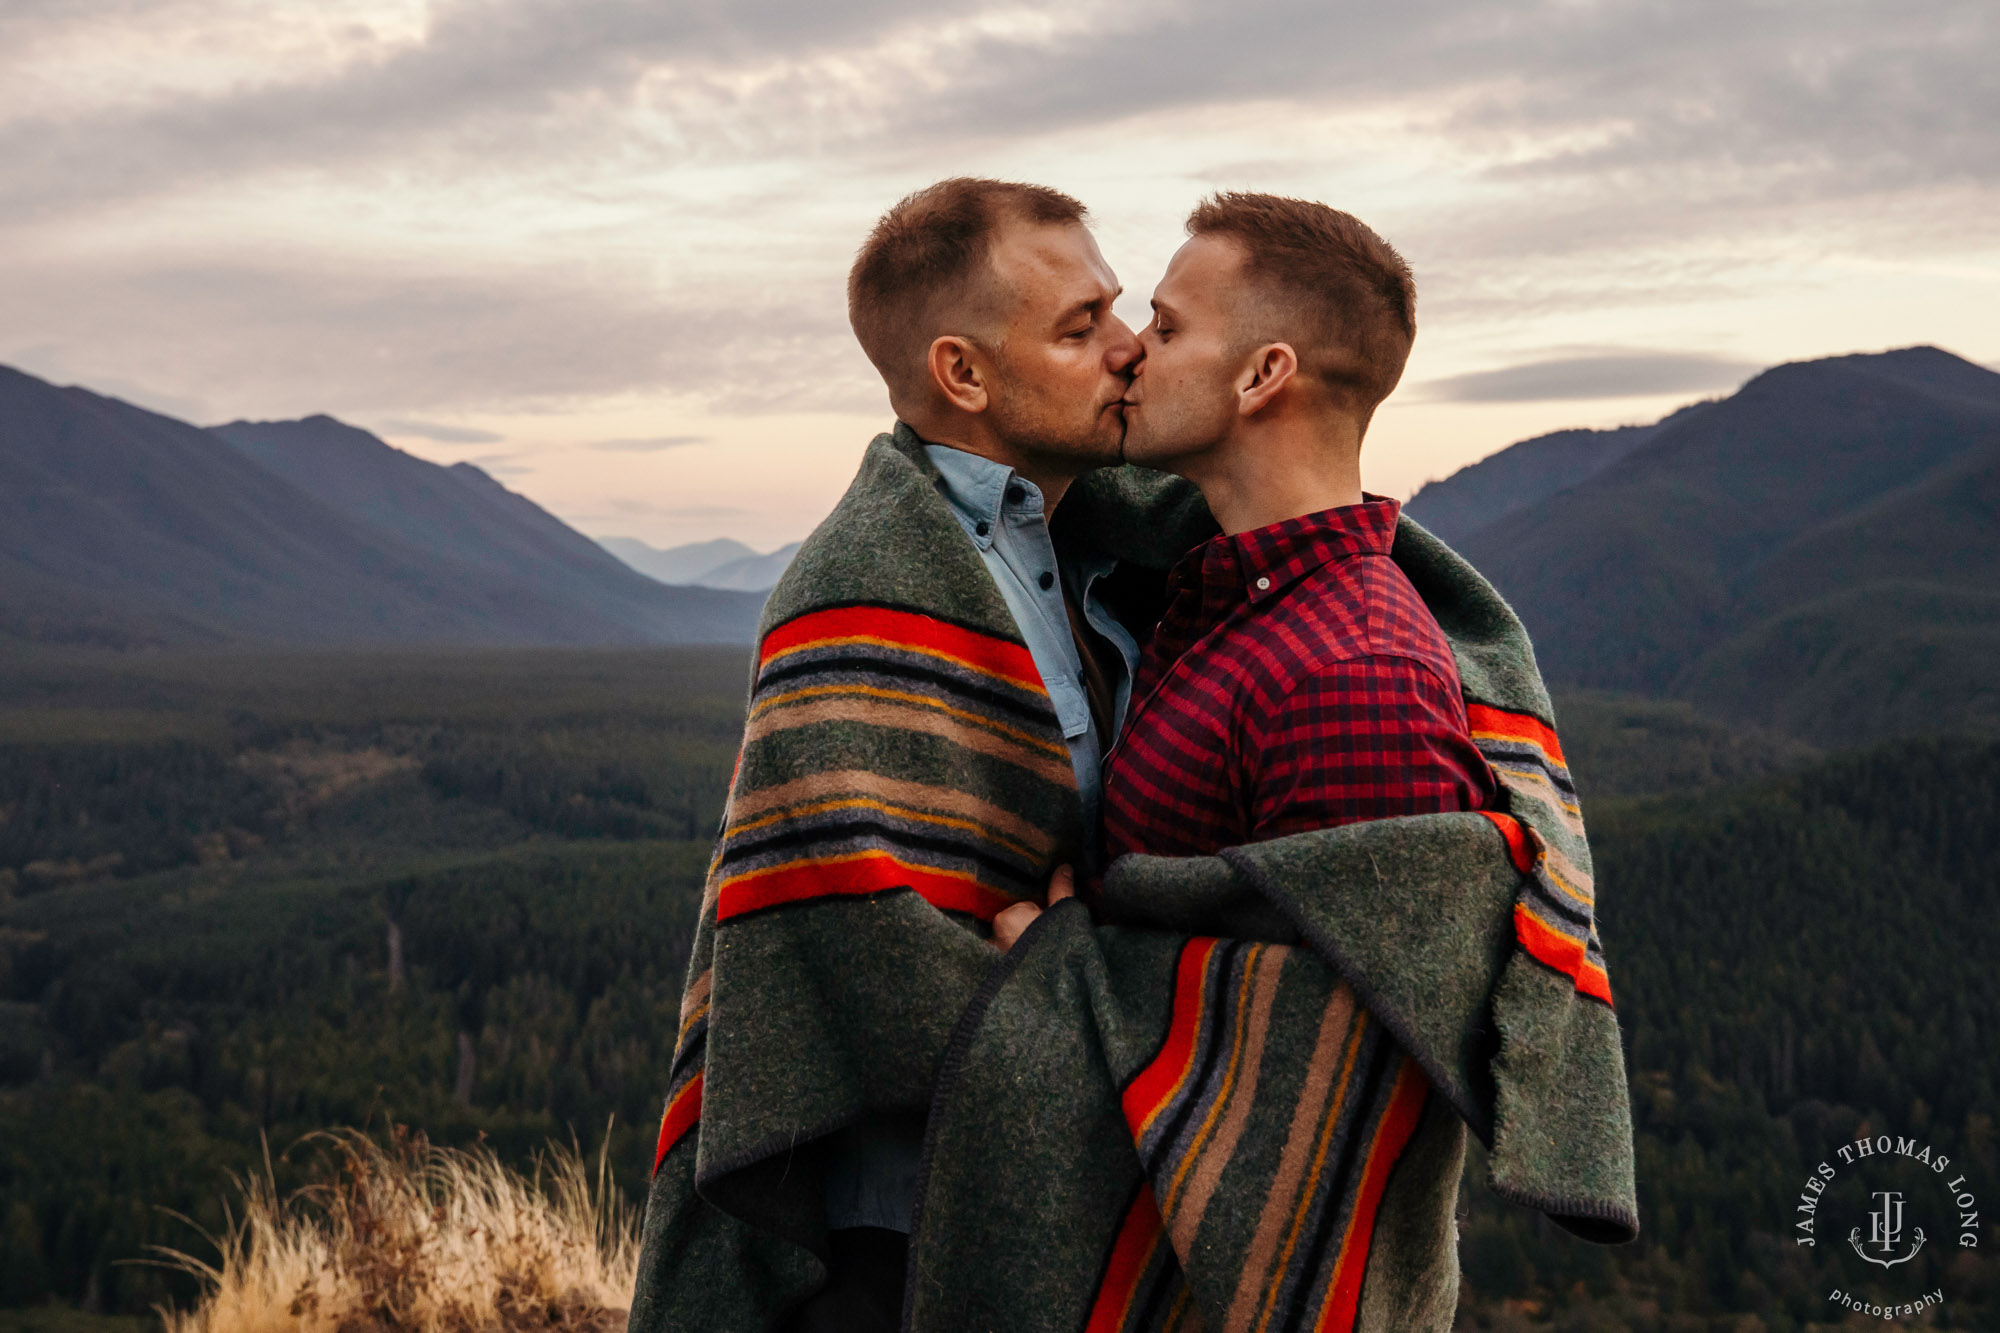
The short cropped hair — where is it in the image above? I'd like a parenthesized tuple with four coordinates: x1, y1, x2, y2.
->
(1186, 193, 1416, 414)
(849, 178, 1088, 401)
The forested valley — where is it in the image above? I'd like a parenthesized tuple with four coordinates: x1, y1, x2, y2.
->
(0, 646, 1992, 1332)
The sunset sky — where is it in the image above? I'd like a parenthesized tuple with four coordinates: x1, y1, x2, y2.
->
(4, 0, 1994, 551)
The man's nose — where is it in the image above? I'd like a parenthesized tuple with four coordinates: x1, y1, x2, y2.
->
(1104, 316, 1143, 377)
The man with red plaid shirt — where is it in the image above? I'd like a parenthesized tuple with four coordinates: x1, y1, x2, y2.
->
(988, 189, 1498, 1331)
(995, 191, 1493, 945)
(1101, 191, 1493, 862)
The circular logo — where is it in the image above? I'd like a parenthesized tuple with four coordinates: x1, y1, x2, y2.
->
(1792, 1131, 1982, 1321)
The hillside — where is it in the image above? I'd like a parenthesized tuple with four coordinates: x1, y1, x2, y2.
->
(1404, 403, 1711, 548)
(0, 367, 762, 648)
(694, 542, 800, 591)
(1421, 346, 2000, 743)
(214, 417, 628, 581)
(598, 535, 799, 591)
(597, 536, 756, 585)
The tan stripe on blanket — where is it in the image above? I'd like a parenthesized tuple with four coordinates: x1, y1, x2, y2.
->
(1166, 944, 1290, 1257)
(1539, 840, 1596, 909)
(679, 967, 712, 1032)
(1489, 764, 1586, 834)
(729, 769, 1056, 858)
(744, 696, 1075, 787)
(1226, 986, 1360, 1333)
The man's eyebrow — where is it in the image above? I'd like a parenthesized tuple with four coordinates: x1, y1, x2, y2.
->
(1058, 287, 1123, 324)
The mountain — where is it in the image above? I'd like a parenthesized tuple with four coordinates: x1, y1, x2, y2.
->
(599, 536, 757, 585)
(1404, 403, 1711, 547)
(600, 537, 800, 592)
(694, 543, 801, 592)
(0, 366, 763, 647)
(1429, 346, 2000, 743)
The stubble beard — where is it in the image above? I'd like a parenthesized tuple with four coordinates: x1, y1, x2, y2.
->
(1125, 367, 1235, 476)
(988, 381, 1125, 480)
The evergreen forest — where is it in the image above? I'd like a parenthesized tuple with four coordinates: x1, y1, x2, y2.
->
(0, 645, 1993, 1331)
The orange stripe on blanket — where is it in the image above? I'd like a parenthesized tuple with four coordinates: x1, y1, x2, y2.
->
(1479, 810, 1539, 874)
(1513, 904, 1614, 1005)
(1085, 1185, 1166, 1333)
(715, 849, 1017, 922)
(760, 605, 1044, 693)
(651, 1072, 703, 1175)
(1122, 938, 1221, 1139)
(1466, 704, 1568, 768)
(1316, 1061, 1430, 1332)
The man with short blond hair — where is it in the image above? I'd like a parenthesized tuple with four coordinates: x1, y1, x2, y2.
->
(1105, 192, 1493, 847)
(984, 195, 1629, 1332)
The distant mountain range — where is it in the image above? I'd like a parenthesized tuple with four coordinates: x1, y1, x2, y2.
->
(10, 344, 1994, 715)
(1406, 345, 2000, 745)
(598, 536, 801, 592)
(0, 367, 764, 648)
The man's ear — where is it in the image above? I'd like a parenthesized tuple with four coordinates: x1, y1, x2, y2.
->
(1237, 343, 1298, 417)
(928, 335, 990, 414)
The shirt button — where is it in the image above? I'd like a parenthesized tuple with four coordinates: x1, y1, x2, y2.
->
(975, 521, 990, 537)
(1006, 485, 1026, 505)
(1256, 576, 1271, 591)
(1038, 571, 1055, 590)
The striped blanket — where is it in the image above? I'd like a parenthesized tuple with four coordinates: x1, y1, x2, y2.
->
(628, 426, 1637, 1333)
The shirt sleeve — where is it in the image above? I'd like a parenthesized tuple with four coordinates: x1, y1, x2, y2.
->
(1247, 654, 1496, 839)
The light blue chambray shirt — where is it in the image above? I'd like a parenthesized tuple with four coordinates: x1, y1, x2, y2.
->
(819, 440, 1142, 1235)
(923, 442, 1140, 841)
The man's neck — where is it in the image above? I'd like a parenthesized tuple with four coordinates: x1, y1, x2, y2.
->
(904, 417, 1077, 512)
(1182, 412, 1365, 536)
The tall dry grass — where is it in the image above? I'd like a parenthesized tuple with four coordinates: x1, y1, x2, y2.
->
(154, 1127, 639, 1333)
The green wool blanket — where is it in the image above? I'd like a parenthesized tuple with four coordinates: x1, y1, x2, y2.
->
(628, 425, 1637, 1333)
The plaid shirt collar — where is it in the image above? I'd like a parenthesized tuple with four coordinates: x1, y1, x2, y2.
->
(1174, 495, 1402, 614)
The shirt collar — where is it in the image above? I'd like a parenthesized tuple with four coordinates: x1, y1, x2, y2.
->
(921, 439, 1045, 551)
(1203, 495, 1402, 604)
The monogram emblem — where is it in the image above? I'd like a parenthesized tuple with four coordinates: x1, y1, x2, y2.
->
(1849, 1190, 1926, 1269)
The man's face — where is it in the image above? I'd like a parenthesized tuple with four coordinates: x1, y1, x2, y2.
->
(980, 221, 1140, 474)
(1121, 233, 1249, 472)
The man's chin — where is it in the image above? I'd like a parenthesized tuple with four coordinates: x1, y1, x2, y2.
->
(1120, 429, 1162, 468)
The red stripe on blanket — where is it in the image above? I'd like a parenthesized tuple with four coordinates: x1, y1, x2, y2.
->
(1121, 938, 1221, 1138)
(1084, 1185, 1166, 1333)
(1316, 1060, 1430, 1332)
(760, 605, 1044, 693)
(1513, 904, 1614, 1005)
(1480, 810, 1539, 874)
(716, 849, 1017, 922)
(651, 1071, 703, 1175)
(1466, 704, 1568, 768)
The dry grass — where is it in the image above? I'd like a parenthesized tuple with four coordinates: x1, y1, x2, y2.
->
(154, 1128, 638, 1333)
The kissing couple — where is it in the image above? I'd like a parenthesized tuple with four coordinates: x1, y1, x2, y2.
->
(630, 179, 1638, 1333)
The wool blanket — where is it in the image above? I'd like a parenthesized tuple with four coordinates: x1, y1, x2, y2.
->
(628, 425, 1637, 1333)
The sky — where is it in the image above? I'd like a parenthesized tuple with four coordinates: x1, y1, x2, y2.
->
(4, 0, 1996, 552)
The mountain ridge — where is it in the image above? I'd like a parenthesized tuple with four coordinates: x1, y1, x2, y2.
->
(1422, 345, 2000, 742)
(0, 367, 762, 648)
(1405, 401, 1713, 547)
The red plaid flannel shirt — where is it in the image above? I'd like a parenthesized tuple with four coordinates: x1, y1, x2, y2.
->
(1102, 497, 1495, 861)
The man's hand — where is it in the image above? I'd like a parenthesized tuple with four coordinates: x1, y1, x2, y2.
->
(990, 865, 1075, 951)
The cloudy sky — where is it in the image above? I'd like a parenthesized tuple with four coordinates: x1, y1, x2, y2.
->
(5, 0, 1995, 550)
